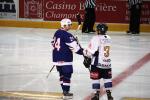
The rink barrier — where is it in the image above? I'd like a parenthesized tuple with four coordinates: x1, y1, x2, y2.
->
(0, 91, 63, 100)
(122, 97, 150, 100)
(0, 20, 150, 32)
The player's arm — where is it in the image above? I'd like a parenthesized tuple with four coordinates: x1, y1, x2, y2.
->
(66, 41, 83, 55)
(65, 35, 83, 55)
(83, 37, 99, 57)
(51, 37, 55, 46)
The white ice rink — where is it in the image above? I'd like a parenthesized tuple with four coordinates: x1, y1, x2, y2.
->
(0, 27, 150, 100)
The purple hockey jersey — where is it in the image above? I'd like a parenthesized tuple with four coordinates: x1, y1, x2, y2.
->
(52, 29, 83, 66)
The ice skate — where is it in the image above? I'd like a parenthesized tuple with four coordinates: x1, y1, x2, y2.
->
(63, 91, 73, 100)
(106, 90, 113, 100)
(108, 96, 113, 100)
(91, 91, 99, 100)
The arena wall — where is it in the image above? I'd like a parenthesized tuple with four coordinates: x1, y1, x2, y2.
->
(0, 0, 150, 32)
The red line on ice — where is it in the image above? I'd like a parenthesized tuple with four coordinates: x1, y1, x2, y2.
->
(84, 53, 150, 100)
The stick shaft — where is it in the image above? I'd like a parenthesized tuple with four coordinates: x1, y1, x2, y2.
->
(46, 65, 55, 78)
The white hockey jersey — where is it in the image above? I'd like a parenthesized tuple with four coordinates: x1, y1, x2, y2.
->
(86, 35, 111, 69)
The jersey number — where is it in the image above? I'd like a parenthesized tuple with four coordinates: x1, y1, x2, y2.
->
(53, 38, 61, 51)
(104, 46, 110, 57)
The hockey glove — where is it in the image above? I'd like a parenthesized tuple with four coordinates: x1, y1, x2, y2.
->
(93, 50, 99, 56)
(83, 56, 91, 68)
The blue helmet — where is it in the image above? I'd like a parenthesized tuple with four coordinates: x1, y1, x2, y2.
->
(96, 23, 108, 34)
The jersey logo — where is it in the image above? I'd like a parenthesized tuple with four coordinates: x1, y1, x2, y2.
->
(69, 36, 74, 42)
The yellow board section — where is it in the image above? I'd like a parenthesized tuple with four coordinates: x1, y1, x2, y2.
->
(0, 91, 63, 100)
(122, 97, 150, 100)
(0, 19, 150, 32)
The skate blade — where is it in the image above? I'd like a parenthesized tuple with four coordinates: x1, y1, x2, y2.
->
(63, 96, 73, 100)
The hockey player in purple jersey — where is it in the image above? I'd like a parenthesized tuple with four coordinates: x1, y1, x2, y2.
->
(51, 18, 83, 99)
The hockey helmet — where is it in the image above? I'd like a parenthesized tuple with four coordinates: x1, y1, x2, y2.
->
(60, 18, 72, 28)
(96, 23, 108, 34)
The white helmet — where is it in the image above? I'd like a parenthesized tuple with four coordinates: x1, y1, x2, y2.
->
(60, 18, 72, 28)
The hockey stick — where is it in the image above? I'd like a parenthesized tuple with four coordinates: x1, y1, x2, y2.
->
(46, 65, 55, 78)
(73, 15, 91, 72)
(83, 55, 91, 72)
(74, 35, 91, 72)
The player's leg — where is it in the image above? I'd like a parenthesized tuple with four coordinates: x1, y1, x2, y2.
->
(82, 8, 90, 33)
(62, 73, 73, 99)
(127, 6, 135, 34)
(133, 4, 141, 34)
(130, 5, 139, 34)
(56, 66, 64, 91)
(88, 8, 96, 33)
(61, 65, 73, 99)
(91, 80, 100, 100)
(90, 65, 100, 100)
(102, 68, 113, 100)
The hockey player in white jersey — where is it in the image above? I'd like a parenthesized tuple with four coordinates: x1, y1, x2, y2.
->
(51, 18, 83, 99)
(83, 23, 113, 100)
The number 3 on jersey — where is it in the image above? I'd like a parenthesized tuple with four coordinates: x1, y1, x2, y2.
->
(104, 46, 110, 57)
(53, 37, 61, 51)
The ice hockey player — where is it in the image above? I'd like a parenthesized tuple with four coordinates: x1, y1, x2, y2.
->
(83, 23, 113, 100)
(51, 18, 83, 99)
